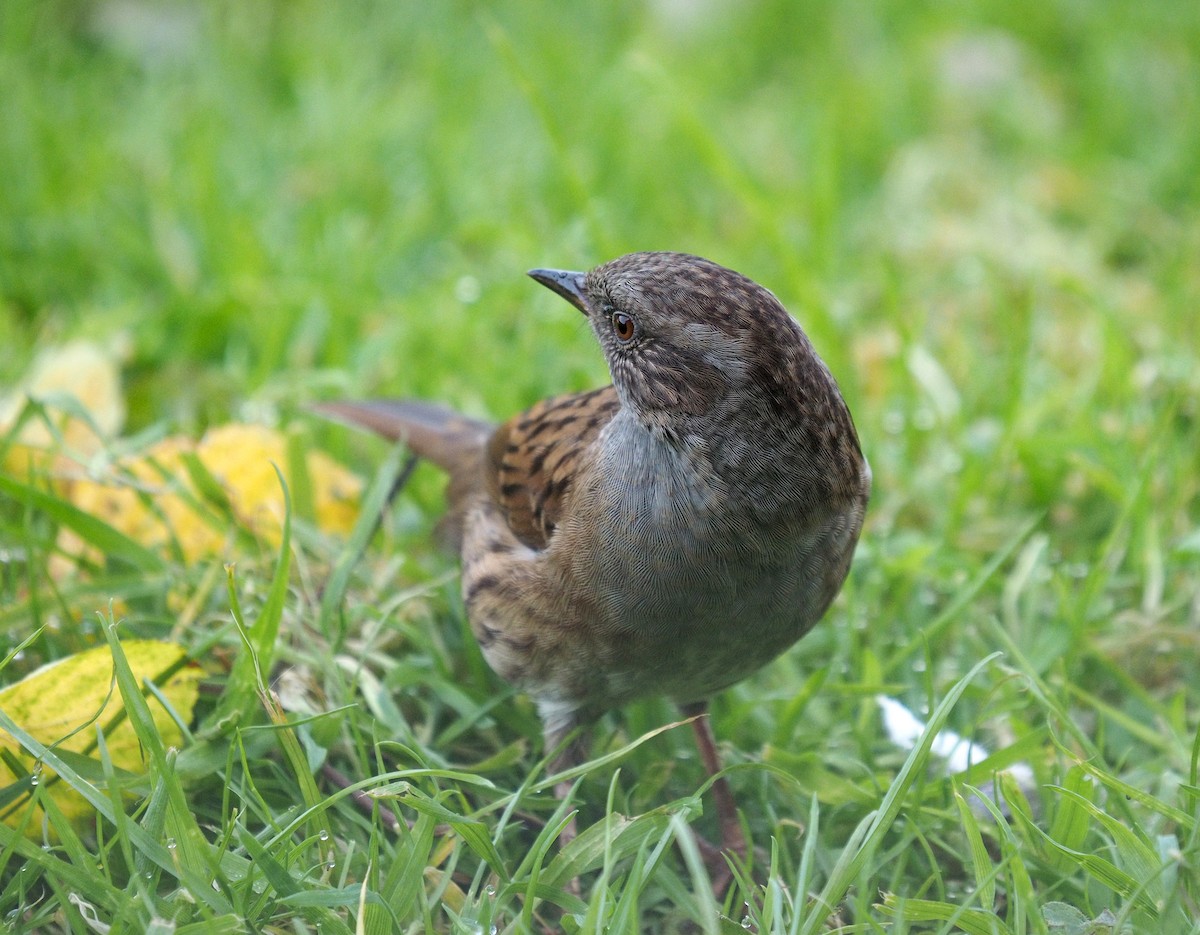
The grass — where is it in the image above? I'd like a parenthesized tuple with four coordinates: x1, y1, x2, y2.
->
(2, 0, 1199, 931)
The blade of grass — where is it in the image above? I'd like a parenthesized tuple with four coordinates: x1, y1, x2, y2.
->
(0, 474, 166, 572)
(953, 784, 998, 910)
(878, 895, 1012, 935)
(0, 705, 232, 913)
(213, 464, 293, 729)
(798, 652, 1002, 935)
(317, 443, 415, 643)
(890, 521, 1038, 670)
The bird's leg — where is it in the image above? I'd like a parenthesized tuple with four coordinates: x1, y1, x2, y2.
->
(681, 700, 747, 884)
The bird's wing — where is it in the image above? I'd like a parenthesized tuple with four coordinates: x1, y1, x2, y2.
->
(485, 385, 620, 549)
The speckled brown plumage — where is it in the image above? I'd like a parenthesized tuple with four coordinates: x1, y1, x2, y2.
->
(485, 386, 620, 549)
(316, 252, 870, 875)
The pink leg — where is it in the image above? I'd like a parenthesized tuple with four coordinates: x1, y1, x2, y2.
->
(681, 700, 748, 884)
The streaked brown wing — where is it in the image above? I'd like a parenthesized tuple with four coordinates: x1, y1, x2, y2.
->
(485, 386, 620, 549)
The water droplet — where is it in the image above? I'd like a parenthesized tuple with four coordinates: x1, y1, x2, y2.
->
(318, 830, 330, 842)
(741, 915, 753, 929)
(166, 838, 177, 850)
(484, 884, 496, 897)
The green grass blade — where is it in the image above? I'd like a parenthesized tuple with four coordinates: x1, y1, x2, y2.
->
(0, 473, 166, 572)
(953, 784, 998, 909)
(799, 652, 1001, 935)
(316, 443, 414, 641)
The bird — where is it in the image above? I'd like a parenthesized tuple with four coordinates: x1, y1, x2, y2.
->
(316, 251, 870, 872)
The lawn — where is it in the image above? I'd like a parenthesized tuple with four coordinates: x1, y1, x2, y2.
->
(1, 0, 1198, 931)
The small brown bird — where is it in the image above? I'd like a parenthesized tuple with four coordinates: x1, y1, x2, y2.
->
(318, 252, 869, 867)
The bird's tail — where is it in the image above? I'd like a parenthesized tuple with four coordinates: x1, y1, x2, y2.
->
(312, 399, 494, 549)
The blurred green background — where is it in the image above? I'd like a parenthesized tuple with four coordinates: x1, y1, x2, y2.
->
(4, 0, 1196, 421)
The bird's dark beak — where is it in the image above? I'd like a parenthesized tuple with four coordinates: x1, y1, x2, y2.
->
(528, 268, 589, 315)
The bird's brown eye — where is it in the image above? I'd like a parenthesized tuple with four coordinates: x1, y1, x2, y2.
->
(611, 312, 636, 342)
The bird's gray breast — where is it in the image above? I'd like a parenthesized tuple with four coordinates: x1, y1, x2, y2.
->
(547, 414, 855, 702)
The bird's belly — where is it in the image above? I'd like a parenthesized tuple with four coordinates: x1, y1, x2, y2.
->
(599, 555, 832, 703)
(550, 499, 862, 709)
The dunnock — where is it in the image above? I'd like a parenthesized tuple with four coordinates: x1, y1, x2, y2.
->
(318, 252, 870, 868)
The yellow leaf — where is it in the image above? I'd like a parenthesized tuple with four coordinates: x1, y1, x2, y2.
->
(195, 423, 362, 544)
(0, 640, 201, 836)
(52, 424, 363, 569)
(0, 338, 127, 457)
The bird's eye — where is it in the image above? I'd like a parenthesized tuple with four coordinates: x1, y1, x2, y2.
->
(611, 312, 636, 342)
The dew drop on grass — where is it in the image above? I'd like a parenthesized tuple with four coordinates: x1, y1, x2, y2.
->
(166, 838, 177, 850)
(484, 884, 496, 896)
(319, 830, 330, 842)
(741, 915, 753, 929)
